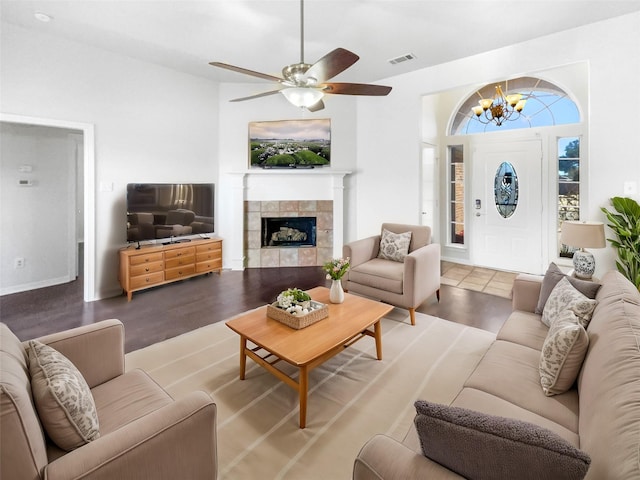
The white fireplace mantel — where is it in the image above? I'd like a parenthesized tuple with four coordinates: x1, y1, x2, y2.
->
(225, 170, 351, 270)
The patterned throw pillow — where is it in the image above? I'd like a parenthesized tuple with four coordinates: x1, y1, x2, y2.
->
(539, 310, 589, 396)
(535, 263, 601, 314)
(413, 400, 591, 480)
(378, 229, 412, 262)
(28, 340, 100, 451)
(542, 277, 597, 328)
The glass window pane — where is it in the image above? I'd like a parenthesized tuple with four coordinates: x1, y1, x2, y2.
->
(558, 137, 580, 257)
(448, 145, 464, 245)
(451, 77, 581, 135)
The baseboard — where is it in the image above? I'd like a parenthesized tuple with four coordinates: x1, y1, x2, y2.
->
(0, 275, 73, 296)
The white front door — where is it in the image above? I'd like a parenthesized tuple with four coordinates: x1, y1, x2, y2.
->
(471, 139, 543, 274)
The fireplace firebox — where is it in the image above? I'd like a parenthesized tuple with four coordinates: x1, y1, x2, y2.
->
(262, 217, 317, 247)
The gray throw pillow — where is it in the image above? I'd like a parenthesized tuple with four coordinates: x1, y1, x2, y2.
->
(535, 262, 601, 314)
(378, 229, 412, 262)
(414, 400, 591, 480)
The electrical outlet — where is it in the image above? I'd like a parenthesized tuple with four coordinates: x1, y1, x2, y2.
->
(14, 258, 25, 268)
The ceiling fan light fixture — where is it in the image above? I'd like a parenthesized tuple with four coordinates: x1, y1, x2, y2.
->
(281, 87, 324, 108)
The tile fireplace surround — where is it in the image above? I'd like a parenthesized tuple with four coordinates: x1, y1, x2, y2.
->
(225, 170, 350, 270)
(244, 200, 333, 268)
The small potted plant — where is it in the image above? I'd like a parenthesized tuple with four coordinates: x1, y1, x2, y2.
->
(276, 288, 312, 314)
(323, 257, 350, 303)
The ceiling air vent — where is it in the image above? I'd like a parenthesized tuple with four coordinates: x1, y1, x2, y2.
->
(388, 53, 416, 65)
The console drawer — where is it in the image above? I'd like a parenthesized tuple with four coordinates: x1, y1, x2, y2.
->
(165, 264, 196, 280)
(129, 252, 163, 266)
(165, 255, 195, 269)
(130, 260, 164, 277)
(196, 261, 219, 273)
(130, 272, 164, 289)
(165, 247, 196, 260)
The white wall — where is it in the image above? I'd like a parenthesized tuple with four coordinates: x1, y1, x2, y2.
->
(1, 23, 220, 299)
(0, 124, 78, 294)
(356, 12, 640, 277)
(3, 12, 638, 299)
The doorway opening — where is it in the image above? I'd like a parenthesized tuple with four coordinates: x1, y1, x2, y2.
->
(0, 113, 95, 301)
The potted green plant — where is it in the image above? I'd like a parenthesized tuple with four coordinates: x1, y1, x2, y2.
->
(600, 196, 640, 291)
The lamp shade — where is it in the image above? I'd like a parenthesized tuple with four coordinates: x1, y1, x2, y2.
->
(280, 87, 324, 108)
(560, 221, 606, 249)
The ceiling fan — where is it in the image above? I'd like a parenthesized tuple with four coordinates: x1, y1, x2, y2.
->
(209, 0, 392, 112)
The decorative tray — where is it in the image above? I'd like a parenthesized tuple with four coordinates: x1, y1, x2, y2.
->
(266, 301, 329, 329)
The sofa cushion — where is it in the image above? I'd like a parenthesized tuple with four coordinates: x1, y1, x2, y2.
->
(450, 388, 580, 446)
(28, 340, 100, 451)
(413, 400, 591, 480)
(535, 263, 601, 314)
(539, 311, 589, 396)
(496, 310, 549, 351)
(378, 229, 411, 262)
(463, 340, 579, 432)
(542, 277, 597, 328)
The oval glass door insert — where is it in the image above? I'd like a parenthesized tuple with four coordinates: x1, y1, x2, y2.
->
(494, 162, 519, 218)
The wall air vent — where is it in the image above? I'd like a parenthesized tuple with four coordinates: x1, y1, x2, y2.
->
(388, 53, 416, 65)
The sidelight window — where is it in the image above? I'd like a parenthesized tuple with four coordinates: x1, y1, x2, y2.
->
(448, 145, 465, 245)
(558, 137, 581, 258)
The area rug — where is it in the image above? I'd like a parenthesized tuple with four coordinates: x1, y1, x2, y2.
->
(125, 308, 495, 480)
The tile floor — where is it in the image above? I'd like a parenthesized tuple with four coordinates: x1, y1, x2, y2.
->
(441, 261, 519, 299)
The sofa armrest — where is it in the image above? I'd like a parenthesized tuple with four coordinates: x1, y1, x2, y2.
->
(45, 391, 217, 480)
(353, 434, 464, 480)
(404, 243, 441, 304)
(343, 235, 381, 268)
(32, 319, 124, 388)
(511, 274, 543, 313)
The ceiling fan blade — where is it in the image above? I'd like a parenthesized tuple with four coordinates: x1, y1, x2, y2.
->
(307, 99, 325, 112)
(305, 48, 360, 83)
(322, 82, 392, 96)
(209, 62, 284, 83)
(230, 90, 283, 102)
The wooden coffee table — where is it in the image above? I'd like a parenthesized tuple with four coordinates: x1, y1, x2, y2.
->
(226, 286, 394, 428)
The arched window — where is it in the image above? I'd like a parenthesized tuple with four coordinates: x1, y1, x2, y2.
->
(450, 77, 580, 135)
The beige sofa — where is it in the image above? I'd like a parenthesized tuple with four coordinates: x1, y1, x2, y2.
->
(353, 270, 640, 479)
(1, 319, 218, 480)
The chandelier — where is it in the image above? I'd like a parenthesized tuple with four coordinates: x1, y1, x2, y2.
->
(471, 85, 527, 126)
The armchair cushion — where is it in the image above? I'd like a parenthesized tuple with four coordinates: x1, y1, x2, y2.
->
(28, 340, 100, 451)
(349, 258, 404, 294)
(378, 229, 412, 262)
(414, 400, 591, 480)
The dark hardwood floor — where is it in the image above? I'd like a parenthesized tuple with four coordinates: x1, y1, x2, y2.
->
(1, 267, 512, 353)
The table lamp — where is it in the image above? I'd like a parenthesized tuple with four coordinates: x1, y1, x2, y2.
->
(560, 221, 606, 279)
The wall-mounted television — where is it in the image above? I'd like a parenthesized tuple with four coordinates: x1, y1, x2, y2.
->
(249, 118, 331, 168)
(126, 183, 214, 243)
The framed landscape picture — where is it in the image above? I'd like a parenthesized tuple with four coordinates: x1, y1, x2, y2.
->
(249, 119, 331, 168)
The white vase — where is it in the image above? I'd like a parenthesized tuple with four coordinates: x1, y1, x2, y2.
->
(329, 279, 345, 304)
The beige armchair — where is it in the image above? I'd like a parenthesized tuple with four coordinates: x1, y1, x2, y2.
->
(1, 320, 217, 480)
(343, 223, 440, 325)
